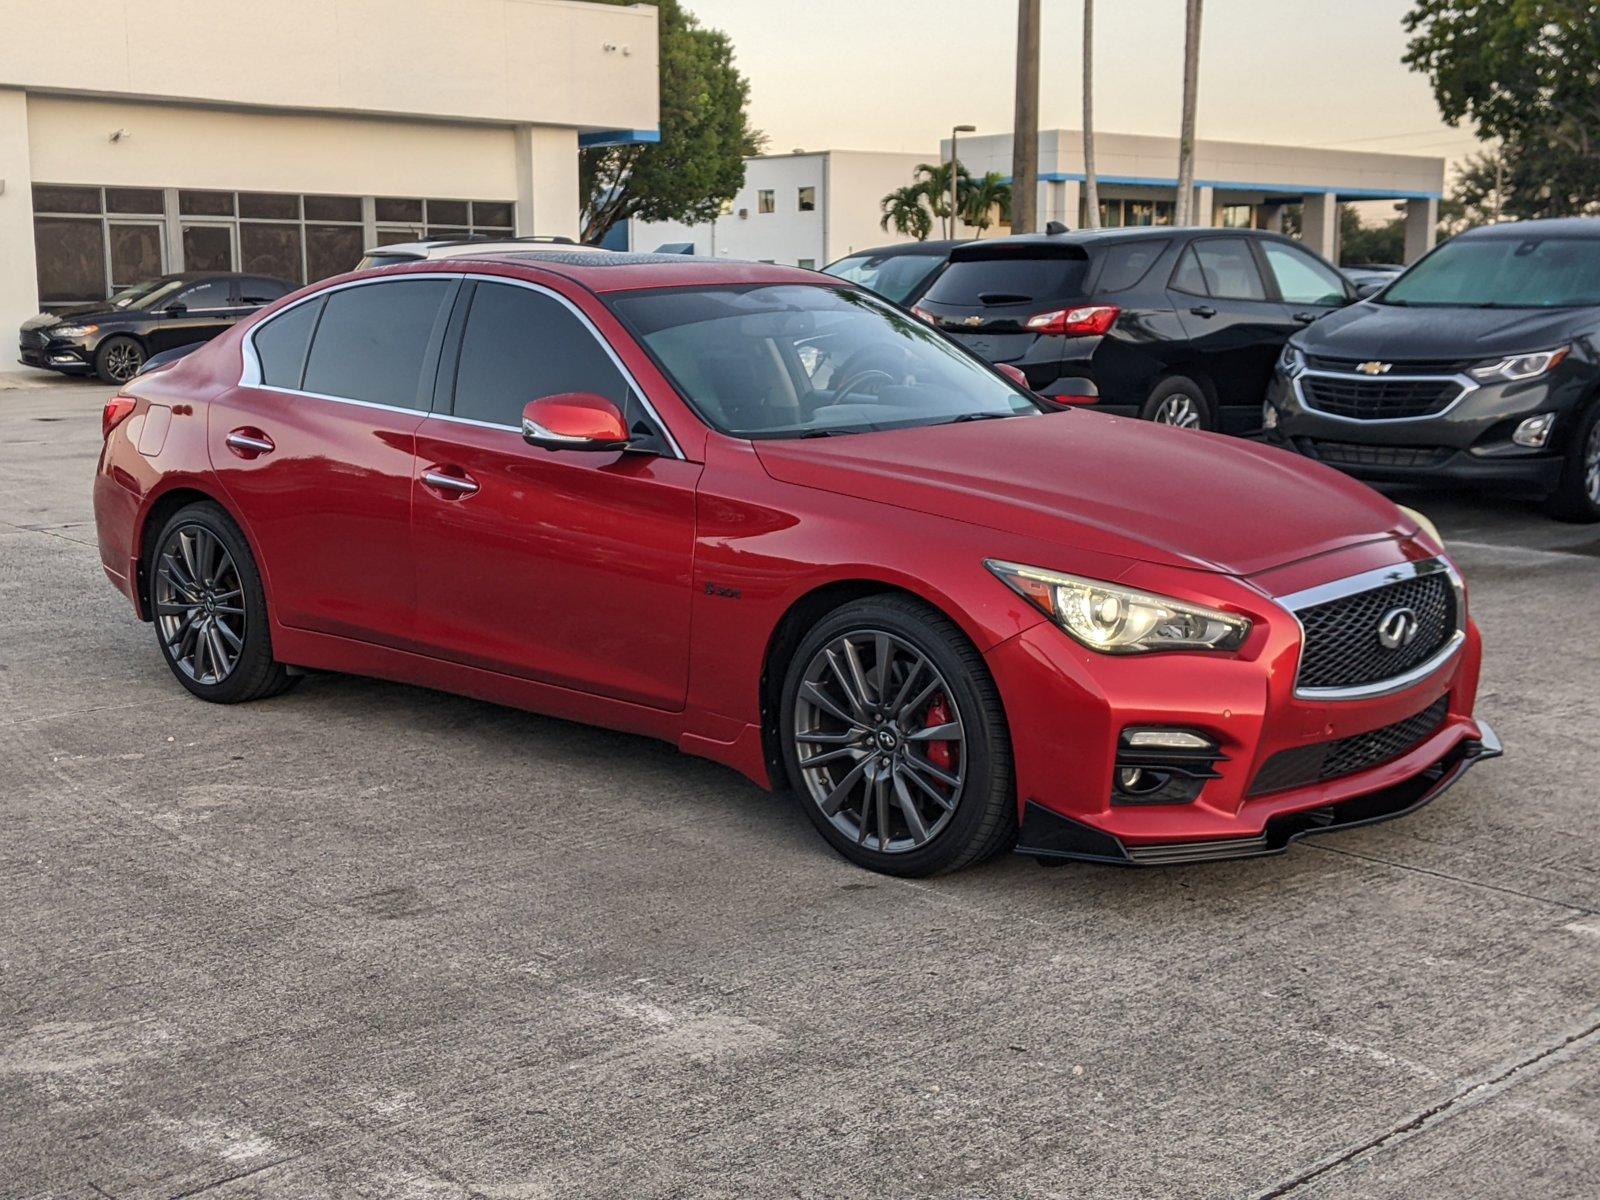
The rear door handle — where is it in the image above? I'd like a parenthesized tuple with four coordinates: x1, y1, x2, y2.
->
(225, 429, 274, 456)
(421, 467, 479, 499)
(1189, 305, 1216, 318)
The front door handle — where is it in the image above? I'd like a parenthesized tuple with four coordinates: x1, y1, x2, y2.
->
(421, 467, 479, 499)
(1189, 305, 1217, 318)
(1292, 310, 1319, 324)
(224, 428, 274, 457)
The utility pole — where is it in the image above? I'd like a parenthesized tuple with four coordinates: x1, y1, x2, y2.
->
(1082, 0, 1099, 228)
(1173, 0, 1203, 226)
(1012, 0, 1041, 234)
(951, 124, 976, 240)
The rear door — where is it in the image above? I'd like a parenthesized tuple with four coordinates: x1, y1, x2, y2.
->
(1169, 236, 1296, 415)
(409, 277, 701, 710)
(208, 275, 457, 646)
(912, 242, 1092, 374)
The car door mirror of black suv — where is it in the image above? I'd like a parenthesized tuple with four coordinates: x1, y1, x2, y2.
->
(163, 301, 188, 315)
(1353, 280, 1385, 300)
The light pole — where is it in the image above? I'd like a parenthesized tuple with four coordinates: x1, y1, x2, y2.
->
(951, 124, 976, 239)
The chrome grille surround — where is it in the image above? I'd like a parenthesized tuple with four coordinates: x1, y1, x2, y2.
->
(1293, 365, 1477, 423)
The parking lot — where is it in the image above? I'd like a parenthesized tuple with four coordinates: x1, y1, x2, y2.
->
(2, 376, 1597, 1198)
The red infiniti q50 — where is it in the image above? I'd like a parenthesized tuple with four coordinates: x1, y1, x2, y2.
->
(93, 252, 1501, 875)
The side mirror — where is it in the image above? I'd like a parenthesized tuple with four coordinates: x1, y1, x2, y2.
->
(1043, 377, 1099, 408)
(164, 301, 187, 315)
(1354, 281, 1384, 300)
(996, 363, 1031, 389)
(521, 393, 630, 452)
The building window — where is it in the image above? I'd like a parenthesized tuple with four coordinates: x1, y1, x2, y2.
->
(758, 189, 775, 214)
(1219, 204, 1256, 229)
(373, 197, 516, 244)
(1084, 197, 1176, 228)
(797, 186, 816, 212)
(32, 185, 169, 304)
(797, 258, 816, 269)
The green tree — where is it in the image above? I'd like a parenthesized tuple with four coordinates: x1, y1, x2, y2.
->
(579, 0, 762, 244)
(1438, 152, 1505, 236)
(879, 184, 934, 241)
(913, 161, 974, 237)
(961, 172, 1014, 237)
(1403, 1, 1600, 219)
(1338, 204, 1406, 265)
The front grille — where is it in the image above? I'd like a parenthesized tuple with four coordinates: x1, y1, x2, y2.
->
(1307, 440, 1452, 469)
(1297, 572, 1456, 691)
(1301, 374, 1463, 420)
(1248, 696, 1450, 796)
(1305, 354, 1472, 376)
(20, 330, 49, 350)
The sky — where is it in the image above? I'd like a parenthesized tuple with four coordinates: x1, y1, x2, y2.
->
(681, 0, 1483, 186)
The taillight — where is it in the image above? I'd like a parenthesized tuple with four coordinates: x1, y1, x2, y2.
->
(102, 395, 137, 439)
(1024, 304, 1119, 337)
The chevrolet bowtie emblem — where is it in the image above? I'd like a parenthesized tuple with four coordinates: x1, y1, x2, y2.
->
(963, 316, 984, 327)
(1357, 361, 1392, 375)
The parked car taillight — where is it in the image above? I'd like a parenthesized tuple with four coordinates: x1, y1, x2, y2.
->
(1025, 305, 1119, 336)
(102, 396, 136, 439)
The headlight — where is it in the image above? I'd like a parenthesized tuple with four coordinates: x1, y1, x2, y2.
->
(1398, 505, 1444, 550)
(986, 560, 1252, 654)
(1469, 346, 1569, 382)
(1278, 343, 1305, 375)
(52, 323, 99, 338)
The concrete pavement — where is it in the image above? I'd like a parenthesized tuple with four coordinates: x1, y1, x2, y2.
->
(2, 380, 1597, 1199)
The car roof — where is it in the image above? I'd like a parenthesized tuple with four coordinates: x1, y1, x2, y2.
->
(831, 239, 972, 260)
(381, 251, 826, 295)
(1458, 217, 1600, 240)
(1004, 226, 1285, 248)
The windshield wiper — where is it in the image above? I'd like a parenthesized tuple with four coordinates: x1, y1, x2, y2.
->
(944, 412, 1015, 425)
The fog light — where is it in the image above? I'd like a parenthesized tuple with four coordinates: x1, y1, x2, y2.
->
(1262, 401, 1280, 431)
(1113, 727, 1226, 806)
(1512, 413, 1556, 449)
(1126, 729, 1214, 750)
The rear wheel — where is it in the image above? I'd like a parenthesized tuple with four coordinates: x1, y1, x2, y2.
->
(94, 335, 145, 385)
(150, 502, 296, 703)
(778, 596, 1015, 876)
(1140, 374, 1215, 430)
(1545, 401, 1600, 523)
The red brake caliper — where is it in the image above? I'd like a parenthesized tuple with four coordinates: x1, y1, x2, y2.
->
(923, 695, 956, 772)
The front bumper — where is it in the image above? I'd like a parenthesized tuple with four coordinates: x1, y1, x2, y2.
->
(1018, 721, 1500, 865)
(18, 338, 93, 374)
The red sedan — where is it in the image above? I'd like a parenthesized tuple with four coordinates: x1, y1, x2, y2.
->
(93, 252, 1500, 875)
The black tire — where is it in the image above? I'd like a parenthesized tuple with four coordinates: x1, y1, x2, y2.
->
(1139, 374, 1216, 431)
(94, 335, 146, 385)
(1544, 400, 1600, 523)
(778, 595, 1016, 877)
(149, 502, 297, 703)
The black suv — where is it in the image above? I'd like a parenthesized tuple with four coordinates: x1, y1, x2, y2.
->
(911, 227, 1353, 432)
(1268, 218, 1600, 522)
(20, 272, 295, 384)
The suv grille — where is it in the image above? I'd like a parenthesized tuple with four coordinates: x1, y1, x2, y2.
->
(1297, 572, 1456, 691)
(1248, 697, 1449, 796)
(1305, 354, 1472, 376)
(1300, 374, 1463, 420)
(1307, 441, 1452, 468)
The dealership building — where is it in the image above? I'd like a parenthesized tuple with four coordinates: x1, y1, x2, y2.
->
(634, 131, 1445, 269)
(0, 0, 660, 336)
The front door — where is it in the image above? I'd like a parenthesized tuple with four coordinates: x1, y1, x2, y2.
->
(148, 277, 243, 354)
(208, 276, 459, 646)
(1170, 236, 1293, 417)
(410, 278, 701, 710)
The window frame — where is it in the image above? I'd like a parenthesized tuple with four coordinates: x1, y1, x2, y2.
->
(1168, 235, 1274, 303)
(757, 189, 776, 214)
(239, 273, 683, 459)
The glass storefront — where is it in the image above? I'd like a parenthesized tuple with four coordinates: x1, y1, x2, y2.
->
(32, 185, 516, 306)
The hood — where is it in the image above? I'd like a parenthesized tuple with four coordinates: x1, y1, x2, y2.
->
(22, 307, 120, 331)
(1302, 300, 1583, 360)
(754, 411, 1406, 578)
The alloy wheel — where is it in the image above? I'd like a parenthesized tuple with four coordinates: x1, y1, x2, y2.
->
(792, 630, 966, 853)
(154, 525, 246, 685)
(104, 341, 143, 383)
(1154, 393, 1204, 428)
(1586, 418, 1600, 503)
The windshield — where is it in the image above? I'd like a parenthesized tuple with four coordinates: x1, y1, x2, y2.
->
(921, 246, 1091, 307)
(109, 278, 179, 310)
(608, 284, 1042, 440)
(1381, 236, 1600, 308)
(822, 253, 945, 304)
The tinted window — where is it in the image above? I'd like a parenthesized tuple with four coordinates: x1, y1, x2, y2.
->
(1262, 242, 1347, 305)
(253, 298, 323, 388)
(1191, 238, 1267, 301)
(1095, 240, 1168, 292)
(240, 278, 291, 305)
(453, 283, 630, 427)
(822, 253, 944, 304)
(1382, 236, 1600, 308)
(176, 280, 234, 310)
(922, 248, 1091, 305)
(302, 280, 451, 406)
(1170, 246, 1207, 295)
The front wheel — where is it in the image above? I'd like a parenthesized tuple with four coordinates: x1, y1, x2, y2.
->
(1545, 401, 1600, 523)
(778, 596, 1016, 876)
(150, 502, 297, 702)
(1140, 374, 1215, 430)
(94, 335, 145, 385)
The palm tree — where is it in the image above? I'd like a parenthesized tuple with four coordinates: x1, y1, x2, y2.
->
(914, 161, 973, 237)
(1174, 0, 1203, 225)
(1082, 0, 1100, 228)
(961, 172, 1013, 237)
(880, 184, 933, 241)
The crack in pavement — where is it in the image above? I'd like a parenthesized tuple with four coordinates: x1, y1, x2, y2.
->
(1255, 1016, 1600, 1198)
(1308, 841, 1599, 917)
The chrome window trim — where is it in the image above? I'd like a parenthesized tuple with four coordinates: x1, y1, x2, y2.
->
(1292, 367, 1477, 424)
(1275, 556, 1466, 701)
(239, 271, 685, 459)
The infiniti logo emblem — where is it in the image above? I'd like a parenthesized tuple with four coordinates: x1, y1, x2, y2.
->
(1377, 606, 1420, 651)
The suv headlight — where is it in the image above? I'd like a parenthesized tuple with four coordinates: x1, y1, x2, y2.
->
(986, 560, 1252, 654)
(1278, 343, 1305, 376)
(1469, 346, 1569, 382)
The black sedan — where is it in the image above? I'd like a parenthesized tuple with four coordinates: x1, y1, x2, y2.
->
(909, 227, 1355, 433)
(19, 273, 294, 384)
